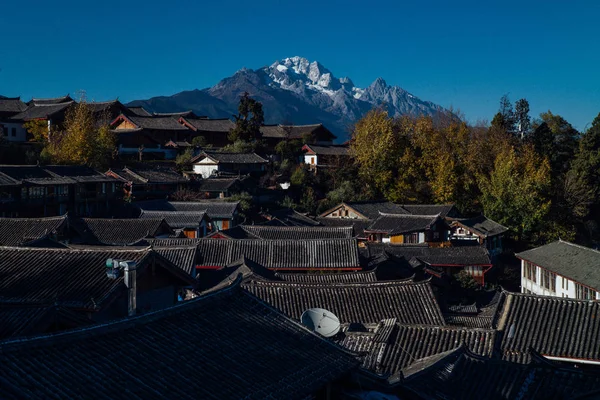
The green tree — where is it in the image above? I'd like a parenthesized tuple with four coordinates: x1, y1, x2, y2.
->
(191, 136, 207, 147)
(514, 98, 531, 139)
(479, 144, 551, 242)
(45, 101, 116, 169)
(221, 139, 258, 153)
(228, 92, 264, 143)
(175, 147, 194, 172)
(530, 111, 578, 175)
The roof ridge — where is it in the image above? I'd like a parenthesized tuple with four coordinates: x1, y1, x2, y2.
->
(0, 245, 152, 253)
(378, 212, 440, 218)
(244, 277, 428, 288)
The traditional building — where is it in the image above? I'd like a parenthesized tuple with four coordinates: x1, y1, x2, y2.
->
(450, 215, 508, 259)
(106, 165, 190, 201)
(0, 282, 357, 399)
(139, 210, 210, 238)
(195, 238, 360, 272)
(191, 151, 268, 178)
(365, 213, 450, 244)
(70, 218, 174, 246)
(0, 97, 28, 142)
(110, 113, 193, 159)
(0, 246, 196, 323)
(135, 199, 240, 230)
(210, 225, 354, 240)
(178, 116, 234, 148)
(0, 215, 68, 246)
(260, 123, 336, 150)
(517, 240, 600, 299)
(302, 144, 349, 170)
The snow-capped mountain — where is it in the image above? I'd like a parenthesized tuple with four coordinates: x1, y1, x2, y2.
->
(128, 56, 446, 141)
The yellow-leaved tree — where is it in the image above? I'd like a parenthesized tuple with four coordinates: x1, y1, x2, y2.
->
(478, 144, 551, 242)
(45, 101, 116, 169)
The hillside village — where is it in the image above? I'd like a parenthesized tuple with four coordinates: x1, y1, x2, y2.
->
(2, 92, 600, 399)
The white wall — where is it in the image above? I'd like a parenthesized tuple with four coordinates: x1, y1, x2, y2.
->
(304, 154, 317, 166)
(2, 122, 27, 142)
(520, 259, 600, 299)
(193, 164, 218, 178)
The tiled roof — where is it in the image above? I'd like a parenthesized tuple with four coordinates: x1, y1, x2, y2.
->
(153, 110, 197, 118)
(153, 246, 198, 275)
(400, 204, 457, 218)
(120, 114, 190, 131)
(365, 243, 492, 267)
(145, 237, 202, 247)
(275, 270, 377, 283)
(316, 216, 373, 237)
(180, 117, 234, 132)
(402, 346, 600, 400)
(242, 279, 445, 325)
(0, 97, 27, 114)
(0, 283, 358, 400)
(11, 101, 74, 121)
(221, 225, 354, 240)
(497, 292, 600, 364)
(0, 165, 75, 185)
(43, 165, 116, 183)
(339, 319, 496, 375)
(29, 95, 73, 105)
(197, 238, 361, 270)
(451, 215, 508, 237)
(140, 210, 207, 229)
(192, 151, 268, 164)
(0, 246, 151, 309)
(324, 201, 411, 219)
(0, 171, 20, 186)
(262, 208, 320, 227)
(260, 123, 335, 140)
(303, 144, 349, 156)
(516, 240, 600, 291)
(71, 218, 173, 245)
(126, 106, 152, 116)
(367, 213, 441, 235)
(198, 177, 239, 192)
(135, 199, 239, 219)
(0, 216, 67, 246)
(111, 165, 188, 184)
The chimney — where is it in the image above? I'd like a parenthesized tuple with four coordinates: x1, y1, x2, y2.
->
(123, 262, 137, 317)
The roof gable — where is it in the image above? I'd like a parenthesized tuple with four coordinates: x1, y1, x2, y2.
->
(367, 213, 443, 235)
(71, 218, 173, 246)
(0, 216, 67, 246)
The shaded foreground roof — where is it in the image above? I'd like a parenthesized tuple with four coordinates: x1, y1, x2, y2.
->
(71, 218, 172, 245)
(242, 278, 445, 325)
(262, 208, 320, 227)
(108, 165, 188, 184)
(275, 270, 377, 284)
(179, 116, 234, 132)
(316, 217, 373, 238)
(0, 165, 74, 185)
(365, 243, 492, 266)
(0, 247, 151, 309)
(451, 215, 508, 237)
(43, 165, 116, 183)
(516, 240, 600, 291)
(339, 318, 495, 376)
(402, 346, 600, 400)
(497, 291, 600, 364)
(135, 199, 239, 219)
(0, 283, 357, 400)
(0, 216, 67, 246)
(197, 238, 361, 270)
(153, 246, 198, 275)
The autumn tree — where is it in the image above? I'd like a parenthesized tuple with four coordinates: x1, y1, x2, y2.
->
(45, 101, 116, 169)
(229, 92, 264, 143)
(478, 144, 551, 242)
(24, 119, 49, 143)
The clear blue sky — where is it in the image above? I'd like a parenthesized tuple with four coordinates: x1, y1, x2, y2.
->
(1, 0, 598, 130)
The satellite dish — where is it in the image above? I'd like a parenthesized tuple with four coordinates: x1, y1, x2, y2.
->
(301, 308, 341, 338)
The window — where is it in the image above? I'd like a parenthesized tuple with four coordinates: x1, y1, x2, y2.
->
(102, 183, 106, 194)
(562, 277, 569, 290)
(56, 185, 68, 197)
(541, 269, 556, 292)
(405, 233, 419, 244)
(524, 261, 537, 283)
(28, 187, 46, 198)
(576, 283, 596, 300)
(11, 128, 16, 137)
(2, 127, 7, 137)
(433, 231, 440, 240)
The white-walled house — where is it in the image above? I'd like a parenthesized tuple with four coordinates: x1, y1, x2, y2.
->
(517, 240, 600, 300)
(191, 151, 268, 178)
(301, 144, 349, 170)
(0, 97, 28, 142)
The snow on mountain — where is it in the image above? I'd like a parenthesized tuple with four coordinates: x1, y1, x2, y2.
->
(127, 56, 446, 141)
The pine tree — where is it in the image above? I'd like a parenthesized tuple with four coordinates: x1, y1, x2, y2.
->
(514, 98, 531, 139)
(228, 92, 264, 143)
